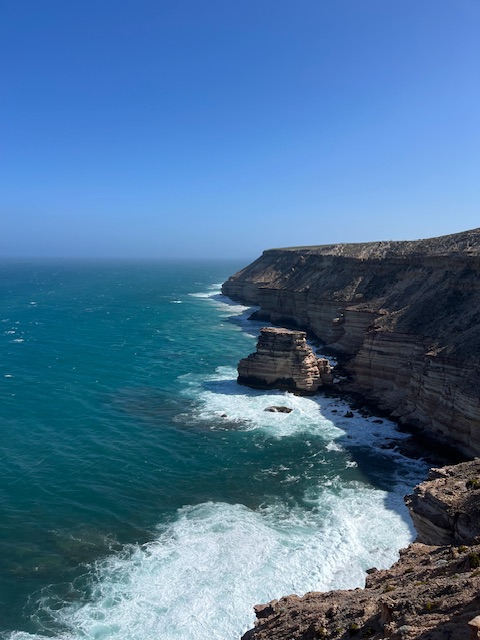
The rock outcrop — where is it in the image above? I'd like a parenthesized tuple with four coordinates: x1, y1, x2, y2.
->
(406, 460, 480, 546)
(242, 460, 480, 640)
(237, 327, 332, 394)
(222, 228, 480, 456)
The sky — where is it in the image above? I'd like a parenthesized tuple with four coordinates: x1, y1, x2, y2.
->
(1, 0, 479, 260)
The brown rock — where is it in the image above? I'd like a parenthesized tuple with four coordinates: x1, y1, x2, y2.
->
(405, 460, 480, 545)
(241, 460, 480, 640)
(222, 228, 480, 456)
(237, 327, 332, 395)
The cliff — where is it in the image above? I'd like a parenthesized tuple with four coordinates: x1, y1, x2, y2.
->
(222, 228, 480, 457)
(242, 460, 480, 640)
(237, 327, 332, 394)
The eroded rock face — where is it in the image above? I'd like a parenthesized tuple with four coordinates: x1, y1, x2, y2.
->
(242, 460, 480, 640)
(222, 228, 480, 456)
(237, 327, 332, 395)
(405, 460, 480, 545)
(242, 542, 480, 640)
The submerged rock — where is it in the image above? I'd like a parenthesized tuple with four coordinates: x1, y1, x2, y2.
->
(237, 327, 332, 395)
(264, 405, 293, 413)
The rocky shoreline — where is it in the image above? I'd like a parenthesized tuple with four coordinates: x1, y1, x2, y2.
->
(223, 230, 480, 640)
(242, 461, 480, 640)
(222, 228, 480, 457)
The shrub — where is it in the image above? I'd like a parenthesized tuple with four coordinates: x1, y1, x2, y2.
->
(469, 552, 480, 569)
(466, 478, 480, 490)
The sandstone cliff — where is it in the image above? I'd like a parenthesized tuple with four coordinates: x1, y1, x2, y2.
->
(222, 228, 480, 456)
(237, 327, 332, 394)
(242, 460, 480, 640)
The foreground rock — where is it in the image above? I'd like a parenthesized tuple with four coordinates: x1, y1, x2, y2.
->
(406, 460, 480, 546)
(237, 327, 333, 394)
(223, 228, 480, 456)
(242, 542, 480, 640)
(242, 460, 480, 640)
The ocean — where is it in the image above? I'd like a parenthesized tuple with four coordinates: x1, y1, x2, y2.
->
(0, 259, 428, 640)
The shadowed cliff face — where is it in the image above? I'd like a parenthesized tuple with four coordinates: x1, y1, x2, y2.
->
(222, 229, 480, 456)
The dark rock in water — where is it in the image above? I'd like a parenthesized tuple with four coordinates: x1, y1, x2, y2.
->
(264, 406, 293, 414)
(248, 309, 271, 322)
(344, 411, 354, 418)
(237, 327, 333, 394)
(373, 418, 384, 424)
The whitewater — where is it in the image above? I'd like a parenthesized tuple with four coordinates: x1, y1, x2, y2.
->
(0, 260, 428, 640)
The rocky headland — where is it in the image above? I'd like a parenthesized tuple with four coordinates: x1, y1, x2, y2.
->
(242, 461, 480, 640)
(237, 327, 333, 394)
(223, 229, 480, 640)
(223, 228, 480, 457)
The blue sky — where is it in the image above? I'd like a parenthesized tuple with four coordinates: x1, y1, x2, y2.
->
(1, 0, 479, 259)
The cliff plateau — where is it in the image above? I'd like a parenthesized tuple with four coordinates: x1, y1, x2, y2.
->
(222, 229, 480, 456)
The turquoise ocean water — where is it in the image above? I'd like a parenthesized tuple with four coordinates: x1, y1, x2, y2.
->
(0, 260, 428, 640)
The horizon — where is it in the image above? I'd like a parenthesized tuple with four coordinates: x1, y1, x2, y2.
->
(1, 0, 479, 259)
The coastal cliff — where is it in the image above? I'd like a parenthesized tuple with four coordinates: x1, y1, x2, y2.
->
(242, 460, 480, 640)
(223, 228, 480, 457)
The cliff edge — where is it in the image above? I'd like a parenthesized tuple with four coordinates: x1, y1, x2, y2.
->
(242, 460, 480, 640)
(222, 229, 480, 456)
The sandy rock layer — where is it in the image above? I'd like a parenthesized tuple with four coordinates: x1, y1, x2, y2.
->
(237, 326, 332, 394)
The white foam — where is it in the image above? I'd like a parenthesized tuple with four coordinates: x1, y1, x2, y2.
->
(179, 365, 428, 492)
(179, 366, 345, 440)
(6, 485, 415, 640)
(326, 441, 344, 452)
(5, 287, 428, 640)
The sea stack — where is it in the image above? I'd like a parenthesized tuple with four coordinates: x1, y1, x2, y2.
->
(237, 327, 332, 394)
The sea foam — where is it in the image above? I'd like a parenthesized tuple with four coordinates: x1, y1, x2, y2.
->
(2, 281, 427, 640)
(5, 484, 416, 640)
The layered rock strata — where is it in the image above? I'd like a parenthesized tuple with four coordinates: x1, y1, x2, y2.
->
(222, 228, 480, 456)
(237, 327, 332, 394)
(242, 460, 480, 640)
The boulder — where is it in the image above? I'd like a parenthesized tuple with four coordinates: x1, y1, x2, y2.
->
(264, 406, 293, 413)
